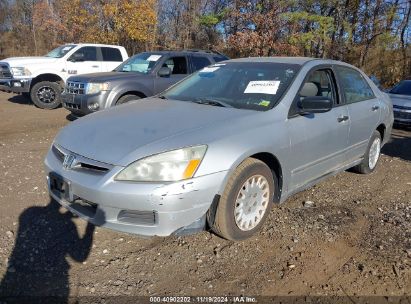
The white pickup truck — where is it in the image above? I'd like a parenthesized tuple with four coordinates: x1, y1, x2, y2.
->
(0, 44, 128, 109)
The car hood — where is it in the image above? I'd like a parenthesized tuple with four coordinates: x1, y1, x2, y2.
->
(389, 94, 411, 107)
(55, 98, 255, 166)
(1, 56, 58, 66)
(67, 71, 144, 83)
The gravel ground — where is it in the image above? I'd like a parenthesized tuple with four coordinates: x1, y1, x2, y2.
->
(0, 92, 410, 300)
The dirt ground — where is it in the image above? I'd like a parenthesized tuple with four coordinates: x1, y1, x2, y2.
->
(0, 91, 410, 301)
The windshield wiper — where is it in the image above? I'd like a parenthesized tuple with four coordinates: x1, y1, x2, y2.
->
(158, 95, 168, 99)
(192, 98, 232, 108)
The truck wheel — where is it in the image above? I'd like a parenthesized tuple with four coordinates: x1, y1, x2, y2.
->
(30, 81, 62, 109)
(208, 158, 275, 241)
(116, 94, 141, 105)
(351, 130, 381, 174)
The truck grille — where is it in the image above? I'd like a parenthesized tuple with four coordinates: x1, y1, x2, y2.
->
(66, 81, 85, 95)
(0, 64, 12, 79)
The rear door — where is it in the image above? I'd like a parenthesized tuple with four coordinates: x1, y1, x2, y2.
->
(154, 55, 189, 94)
(65, 46, 102, 76)
(288, 67, 350, 189)
(335, 66, 381, 163)
(100, 47, 124, 72)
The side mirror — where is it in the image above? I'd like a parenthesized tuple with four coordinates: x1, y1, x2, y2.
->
(68, 53, 85, 62)
(158, 66, 171, 77)
(298, 96, 332, 114)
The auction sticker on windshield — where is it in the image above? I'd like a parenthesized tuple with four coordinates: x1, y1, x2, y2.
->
(244, 80, 280, 95)
(147, 55, 162, 61)
(200, 66, 220, 73)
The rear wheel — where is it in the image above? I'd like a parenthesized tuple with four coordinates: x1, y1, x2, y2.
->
(30, 81, 62, 109)
(352, 130, 381, 174)
(116, 94, 141, 105)
(208, 158, 275, 241)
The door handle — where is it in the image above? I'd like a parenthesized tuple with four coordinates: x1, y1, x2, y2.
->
(92, 65, 99, 68)
(337, 115, 349, 122)
(372, 105, 380, 111)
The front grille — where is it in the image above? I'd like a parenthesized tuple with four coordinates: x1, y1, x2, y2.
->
(64, 102, 81, 110)
(117, 210, 157, 226)
(0, 64, 12, 79)
(394, 110, 411, 119)
(66, 81, 85, 95)
(52, 144, 113, 173)
(393, 104, 411, 110)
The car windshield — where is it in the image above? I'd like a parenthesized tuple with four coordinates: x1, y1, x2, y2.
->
(390, 80, 411, 96)
(162, 62, 300, 111)
(114, 53, 162, 74)
(45, 45, 76, 58)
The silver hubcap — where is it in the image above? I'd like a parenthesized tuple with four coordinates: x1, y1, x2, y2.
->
(37, 86, 56, 103)
(234, 175, 270, 231)
(368, 137, 381, 170)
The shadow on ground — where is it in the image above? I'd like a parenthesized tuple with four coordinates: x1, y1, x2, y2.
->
(7, 94, 32, 106)
(0, 199, 96, 303)
(382, 126, 411, 162)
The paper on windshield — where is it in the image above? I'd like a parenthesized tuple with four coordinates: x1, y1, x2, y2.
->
(244, 80, 280, 95)
(147, 55, 162, 61)
(200, 66, 220, 73)
(62, 46, 72, 51)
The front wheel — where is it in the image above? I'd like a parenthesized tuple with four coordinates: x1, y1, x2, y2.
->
(352, 130, 382, 174)
(30, 81, 62, 109)
(208, 158, 275, 241)
(116, 94, 141, 105)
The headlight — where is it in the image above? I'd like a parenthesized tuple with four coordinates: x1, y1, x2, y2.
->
(115, 145, 207, 182)
(11, 67, 31, 76)
(85, 82, 109, 95)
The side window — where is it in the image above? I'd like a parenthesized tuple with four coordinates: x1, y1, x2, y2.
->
(101, 47, 123, 62)
(162, 57, 188, 75)
(70, 47, 97, 61)
(336, 66, 375, 104)
(191, 56, 211, 72)
(299, 69, 336, 104)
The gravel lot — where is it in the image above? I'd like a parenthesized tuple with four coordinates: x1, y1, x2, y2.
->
(0, 91, 410, 300)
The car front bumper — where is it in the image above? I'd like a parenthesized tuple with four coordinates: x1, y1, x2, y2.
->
(62, 91, 110, 116)
(44, 145, 226, 237)
(0, 78, 32, 93)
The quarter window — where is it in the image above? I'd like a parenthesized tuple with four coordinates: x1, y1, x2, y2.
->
(101, 47, 123, 62)
(336, 66, 375, 103)
(162, 57, 188, 74)
(191, 56, 211, 72)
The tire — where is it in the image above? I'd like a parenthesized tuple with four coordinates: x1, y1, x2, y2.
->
(30, 81, 62, 109)
(352, 130, 382, 174)
(116, 94, 141, 105)
(208, 158, 276, 241)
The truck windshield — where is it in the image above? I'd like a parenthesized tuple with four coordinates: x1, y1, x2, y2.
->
(162, 62, 300, 111)
(45, 45, 76, 58)
(114, 53, 162, 74)
(390, 80, 411, 96)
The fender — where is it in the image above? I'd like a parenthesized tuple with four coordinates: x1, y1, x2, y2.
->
(107, 83, 154, 108)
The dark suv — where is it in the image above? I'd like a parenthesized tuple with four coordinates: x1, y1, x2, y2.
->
(62, 50, 228, 116)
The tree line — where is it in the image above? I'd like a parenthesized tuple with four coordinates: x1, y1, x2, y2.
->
(0, 0, 410, 87)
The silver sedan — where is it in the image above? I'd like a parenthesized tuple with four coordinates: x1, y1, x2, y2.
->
(388, 80, 411, 126)
(45, 57, 393, 240)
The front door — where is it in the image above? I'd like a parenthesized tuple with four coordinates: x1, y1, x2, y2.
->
(65, 46, 102, 78)
(288, 68, 350, 189)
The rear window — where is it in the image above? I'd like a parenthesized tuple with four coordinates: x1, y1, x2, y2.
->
(101, 47, 123, 62)
(213, 55, 228, 62)
(191, 56, 212, 72)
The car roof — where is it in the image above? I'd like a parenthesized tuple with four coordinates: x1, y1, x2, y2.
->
(227, 57, 318, 65)
(138, 50, 225, 56)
